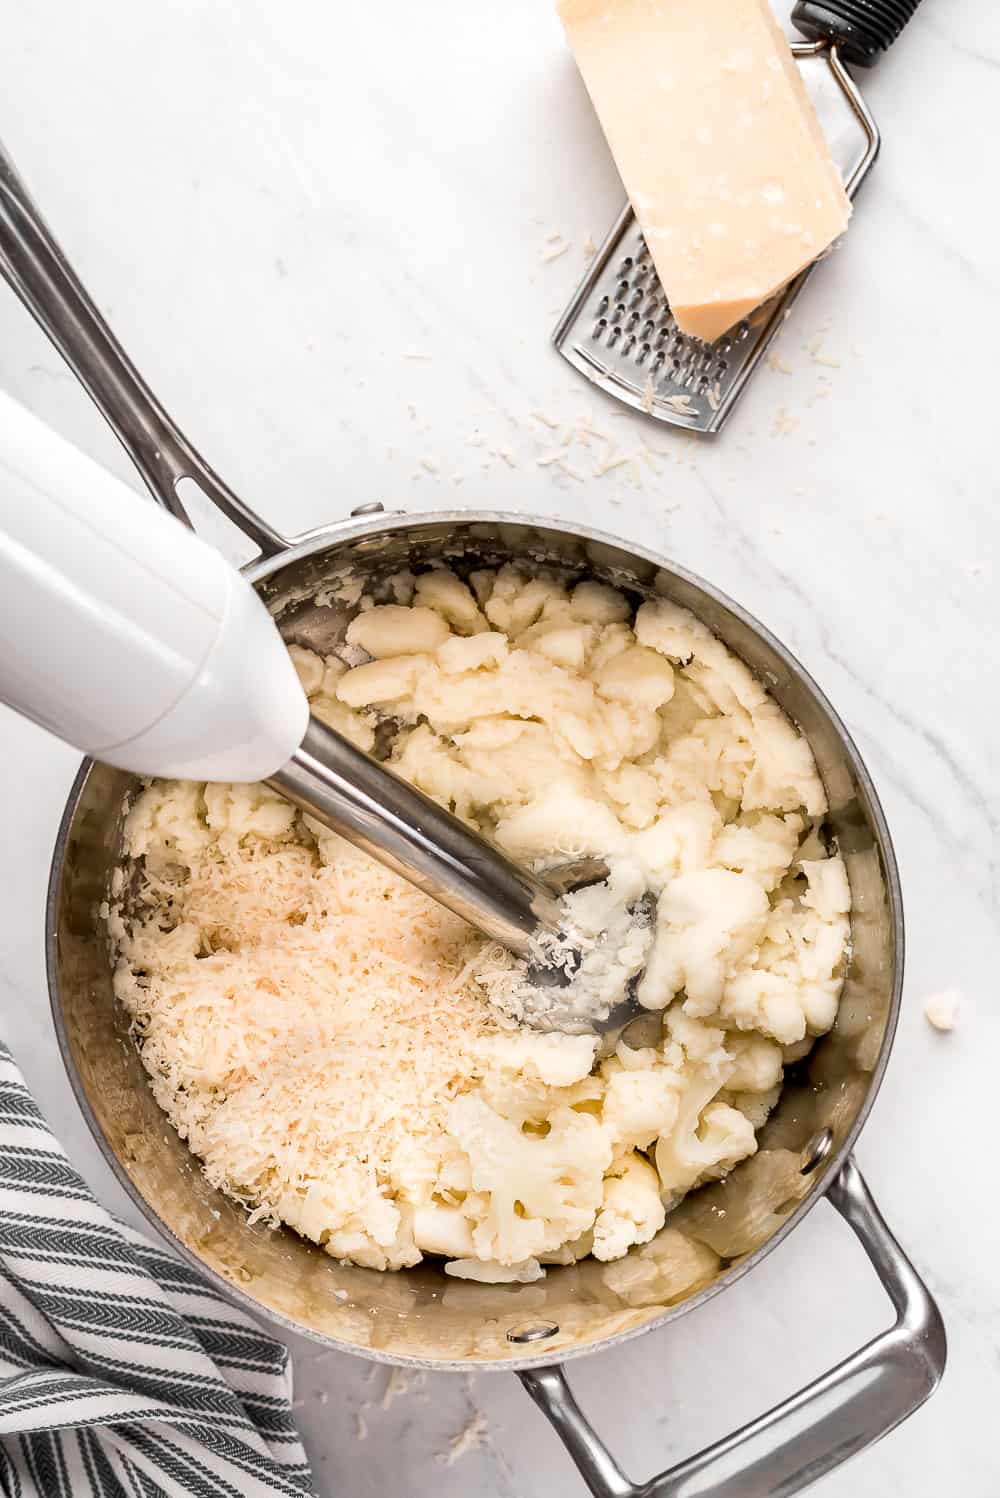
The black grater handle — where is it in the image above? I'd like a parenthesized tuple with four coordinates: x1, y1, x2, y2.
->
(791, 0, 921, 66)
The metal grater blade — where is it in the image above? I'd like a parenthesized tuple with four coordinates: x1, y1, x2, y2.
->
(552, 42, 880, 435)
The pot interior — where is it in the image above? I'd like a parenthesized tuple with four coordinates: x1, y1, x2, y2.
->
(49, 514, 900, 1368)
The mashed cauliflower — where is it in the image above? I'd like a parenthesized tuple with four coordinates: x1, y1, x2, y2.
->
(112, 565, 850, 1279)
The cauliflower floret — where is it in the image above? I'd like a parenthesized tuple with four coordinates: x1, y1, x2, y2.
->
(711, 813, 804, 893)
(494, 787, 630, 861)
(598, 763, 661, 830)
(414, 649, 595, 739)
(524, 622, 595, 672)
(743, 704, 827, 818)
(124, 780, 212, 858)
(638, 869, 769, 1013)
(483, 567, 567, 637)
(596, 645, 675, 710)
(586, 700, 662, 766)
(570, 579, 632, 624)
(799, 856, 851, 919)
(447, 1094, 612, 1264)
(721, 856, 850, 1043)
(601, 1061, 680, 1151)
(288, 644, 325, 696)
(654, 715, 754, 808)
(456, 721, 586, 811)
(657, 675, 716, 744)
(631, 802, 722, 886)
(725, 1032, 784, 1093)
(720, 970, 817, 1045)
(437, 632, 508, 674)
(412, 1203, 476, 1257)
(303, 656, 378, 752)
(635, 599, 767, 717)
(589, 621, 635, 672)
(645, 1009, 757, 1201)
(393, 723, 504, 822)
(686, 654, 767, 717)
(413, 569, 487, 635)
(452, 716, 525, 752)
(481, 1032, 598, 1089)
(346, 604, 451, 658)
(310, 691, 377, 751)
(277, 1179, 421, 1272)
(592, 1153, 666, 1261)
(634, 597, 713, 663)
(336, 653, 432, 707)
(656, 1096, 757, 1203)
(203, 783, 297, 843)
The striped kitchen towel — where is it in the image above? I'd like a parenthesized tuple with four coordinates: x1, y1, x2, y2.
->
(0, 1041, 315, 1498)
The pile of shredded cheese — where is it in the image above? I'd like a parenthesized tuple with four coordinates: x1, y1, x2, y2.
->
(112, 565, 850, 1280)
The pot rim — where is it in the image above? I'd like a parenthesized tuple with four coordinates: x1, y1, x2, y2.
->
(45, 507, 904, 1372)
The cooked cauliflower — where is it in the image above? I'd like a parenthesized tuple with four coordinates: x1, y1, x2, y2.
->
(601, 1062, 680, 1152)
(592, 1152, 666, 1261)
(447, 1093, 612, 1263)
(113, 565, 849, 1280)
(651, 1011, 758, 1202)
(638, 868, 770, 1014)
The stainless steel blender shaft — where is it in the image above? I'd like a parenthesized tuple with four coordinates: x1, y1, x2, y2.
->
(270, 717, 577, 960)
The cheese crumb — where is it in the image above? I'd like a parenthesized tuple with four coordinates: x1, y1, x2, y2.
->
(923, 988, 960, 1032)
(382, 1369, 415, 1409)
(438, 1411, 489, 1465)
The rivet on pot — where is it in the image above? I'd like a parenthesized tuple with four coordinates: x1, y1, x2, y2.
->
(507, 1321, 560, 1345)
(350, 502, 385, 517)
(800, 1126, 834, 1176)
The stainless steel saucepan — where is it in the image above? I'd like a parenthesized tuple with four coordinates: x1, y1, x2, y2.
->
(0, 143, 945, 1496)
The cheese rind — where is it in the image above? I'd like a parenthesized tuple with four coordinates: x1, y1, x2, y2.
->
(557, 0, 851, 343)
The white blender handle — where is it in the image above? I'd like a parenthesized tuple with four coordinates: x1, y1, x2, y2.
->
(0, 391, 307, 781)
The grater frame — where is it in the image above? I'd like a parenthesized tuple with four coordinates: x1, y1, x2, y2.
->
(552, 41, 879, 435)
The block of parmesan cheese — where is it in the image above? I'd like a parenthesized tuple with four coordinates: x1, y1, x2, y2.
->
(557, 0, 851, 343)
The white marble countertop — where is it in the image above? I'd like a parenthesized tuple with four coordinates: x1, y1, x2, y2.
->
(0, 1, 996, 1493)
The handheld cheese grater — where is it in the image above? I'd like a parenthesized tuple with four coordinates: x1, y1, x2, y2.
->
(553, 0, 922, 434)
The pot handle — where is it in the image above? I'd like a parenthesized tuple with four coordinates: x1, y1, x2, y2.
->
(520, 1157, 946, 1498)
(0, 140, 286, 559)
